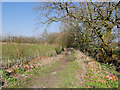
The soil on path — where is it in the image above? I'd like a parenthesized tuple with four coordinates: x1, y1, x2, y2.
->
(28, 49, 73, 88)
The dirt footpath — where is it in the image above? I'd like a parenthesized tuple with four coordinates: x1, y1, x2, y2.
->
(29, 50, 72, 88)
(4, 48, 119, 88)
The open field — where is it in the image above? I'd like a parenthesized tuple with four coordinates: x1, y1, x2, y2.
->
(2, 44, 55, 59)
(1, 43, 58, 70)
(2, 43, 57, 60)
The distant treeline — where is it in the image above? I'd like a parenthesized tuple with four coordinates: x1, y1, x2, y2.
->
(2, 35, 42, 44)
(1, 31, 70, 45)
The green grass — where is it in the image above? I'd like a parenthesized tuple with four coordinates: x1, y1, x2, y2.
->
(84, 61, 119, 88)
(4, 48, 119, 88)
(2, 43, 57, 69)
(55, 51, 79, 88)
(15, 68, 26, 75)
(71, 51, 76, 61)
(55, 61, 79, 88)
(2, 43, 56, 60)
(6, 55, 67, 88)
(85, 79, 118, 88)
(2, 70, 17, 84)
(7, 50, 80, 88)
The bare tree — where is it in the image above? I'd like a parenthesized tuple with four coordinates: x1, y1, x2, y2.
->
(34, 1, 120, 62)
